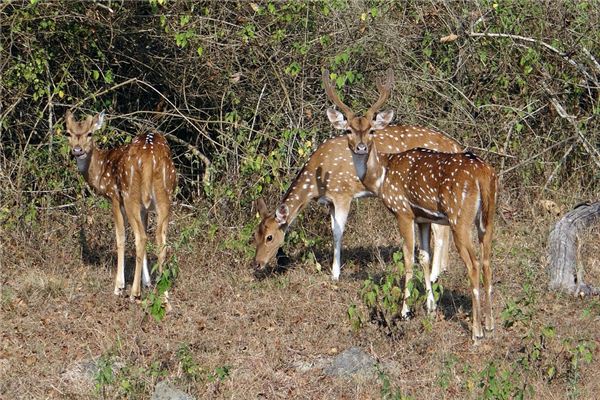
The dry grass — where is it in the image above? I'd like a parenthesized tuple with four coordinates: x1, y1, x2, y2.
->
(1, 196, 599, 399)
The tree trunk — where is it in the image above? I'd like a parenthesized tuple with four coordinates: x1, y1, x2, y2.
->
(547, 201, 600, 296)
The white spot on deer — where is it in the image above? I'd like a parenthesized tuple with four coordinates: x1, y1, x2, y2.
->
(461, 181, 469, 205)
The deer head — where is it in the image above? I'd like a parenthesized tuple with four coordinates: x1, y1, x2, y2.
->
(65, 110, 105, 160)
(252, 198, 290, 270)
(323, 69, 395, 156)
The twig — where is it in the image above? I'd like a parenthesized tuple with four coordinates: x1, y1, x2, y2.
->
(543, 141, 576, 192)
(541, 83, 600, 170)
(468, 31, 597, 85)
(250, 84, 267, 142)
(583, 47, 600, 74)
(500, 134, 578, 175)
(163, 132, 212, 187)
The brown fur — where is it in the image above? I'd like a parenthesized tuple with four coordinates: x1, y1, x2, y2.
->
(65, 110, 177, 300)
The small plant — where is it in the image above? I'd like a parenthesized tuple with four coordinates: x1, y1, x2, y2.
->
(566, 340, 595, 399)
(347, 303, 362, 331)
(177, 344, 202, 381)
(378, 365, 412, 400)
(437, 354, 458, 390)
(478, 362, 520, 400)
(176, 344, 232, 384)
(145, 260, 179, 322)
(95, 354, 116, 398)
(348, 249, 443, 338)
(209, 365, 231, 382)
(501, 270, 536, 329)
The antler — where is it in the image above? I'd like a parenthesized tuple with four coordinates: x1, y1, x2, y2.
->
(365, 68, 394, 121)
(322, 69, 355, 120)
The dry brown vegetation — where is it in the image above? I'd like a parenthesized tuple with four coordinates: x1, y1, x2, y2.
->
(2, 199, 600, 399)
(1, 1, 599, 399)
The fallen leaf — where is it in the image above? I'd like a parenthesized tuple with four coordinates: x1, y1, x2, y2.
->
(440, 33, 459, 43)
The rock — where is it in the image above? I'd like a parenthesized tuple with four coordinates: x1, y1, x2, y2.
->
(61, 358, 124, 391)
(151, 380, 196, 400)
(323, 347, 376, 377)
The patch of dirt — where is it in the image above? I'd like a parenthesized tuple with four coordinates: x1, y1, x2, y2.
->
(2, 200, 600, 399)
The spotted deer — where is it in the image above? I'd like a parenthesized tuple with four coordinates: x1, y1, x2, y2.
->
(252, 76, 462, 282)
(324, 69, 497, 341)
(65, 110, 177, 303)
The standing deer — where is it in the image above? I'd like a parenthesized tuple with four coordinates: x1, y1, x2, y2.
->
(65, 110, 177, 303)
(252, 75, 462, 282)
(324, 69, 497, 341)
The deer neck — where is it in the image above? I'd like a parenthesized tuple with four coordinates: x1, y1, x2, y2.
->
(78, 146, 109, 194)
(279, 172, 318, 228)
(352, 143, 388, 195)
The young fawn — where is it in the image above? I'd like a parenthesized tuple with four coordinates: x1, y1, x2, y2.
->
(65, 110, 177, 303)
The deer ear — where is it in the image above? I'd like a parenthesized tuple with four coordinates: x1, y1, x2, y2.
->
(327, 108, 348, 130)
(91, 111, 106, 132)
(372, 110, 394, 130)
(275, 204, 289, 225)
(255, 198, 269, 219)
(65, 110, 74, 126)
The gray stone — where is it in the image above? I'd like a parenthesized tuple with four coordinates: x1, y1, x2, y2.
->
(61, 358, 125, 391)
(323, 347, 376, 377)
(151, 380, 196, 400)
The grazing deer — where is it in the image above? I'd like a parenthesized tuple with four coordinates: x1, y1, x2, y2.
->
(252, 76, 462, 282)
(324, 69, 497, 341)
(65, 110, 177, 302)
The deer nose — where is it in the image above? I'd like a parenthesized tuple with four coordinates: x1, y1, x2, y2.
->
(72, 146, 85, 157)
(356, 142, 368, 155)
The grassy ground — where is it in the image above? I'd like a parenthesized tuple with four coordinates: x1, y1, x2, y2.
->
(1, 193, 599, 399)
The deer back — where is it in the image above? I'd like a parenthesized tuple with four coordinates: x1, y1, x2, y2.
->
(382, 149, 496, 225)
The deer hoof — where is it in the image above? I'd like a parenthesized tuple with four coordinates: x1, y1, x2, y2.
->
(129, 294, 141, 303)
(114, 287, 124, 296)
(401, 310, 414, 321)
(472, 328, 484, 343)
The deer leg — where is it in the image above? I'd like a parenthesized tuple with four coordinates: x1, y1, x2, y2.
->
(431, 224, 450, 282)
(125, 200, 147, 300)
(155, 190, 172, 312)
(330, 198, 350, 281)
(112, 199, 126, 296)
(480, 225, 495, 333)
(397, 215, 416, 319)
(418, 223, 436, 315)
(453, 225, 483, 341)
(141, 207, 151, 288)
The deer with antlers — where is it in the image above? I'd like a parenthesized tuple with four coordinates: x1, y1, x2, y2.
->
(323, 70, 497, 341)
(65, 110, 177, 303)
(252, 75, 462, 282)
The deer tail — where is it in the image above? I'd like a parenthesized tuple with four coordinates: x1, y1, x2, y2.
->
(477, 167, 497, 236)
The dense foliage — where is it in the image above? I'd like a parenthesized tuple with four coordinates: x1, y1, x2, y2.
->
(1, 0, 598, 225)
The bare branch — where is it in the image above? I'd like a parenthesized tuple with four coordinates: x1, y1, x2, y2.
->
(541, 82, 600, 170)
(468, 30, 598, 86)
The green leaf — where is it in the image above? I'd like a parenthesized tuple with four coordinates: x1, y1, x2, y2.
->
(104, 69, 113, 84)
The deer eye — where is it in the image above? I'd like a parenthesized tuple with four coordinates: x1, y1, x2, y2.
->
(87, 131, 93, 137)
(266, 235, 273, 242)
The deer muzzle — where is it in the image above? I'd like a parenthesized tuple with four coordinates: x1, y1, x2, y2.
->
(355, 142, 368, 155)
(71, 146, 87, 159)
(252, 259, 265, 270)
